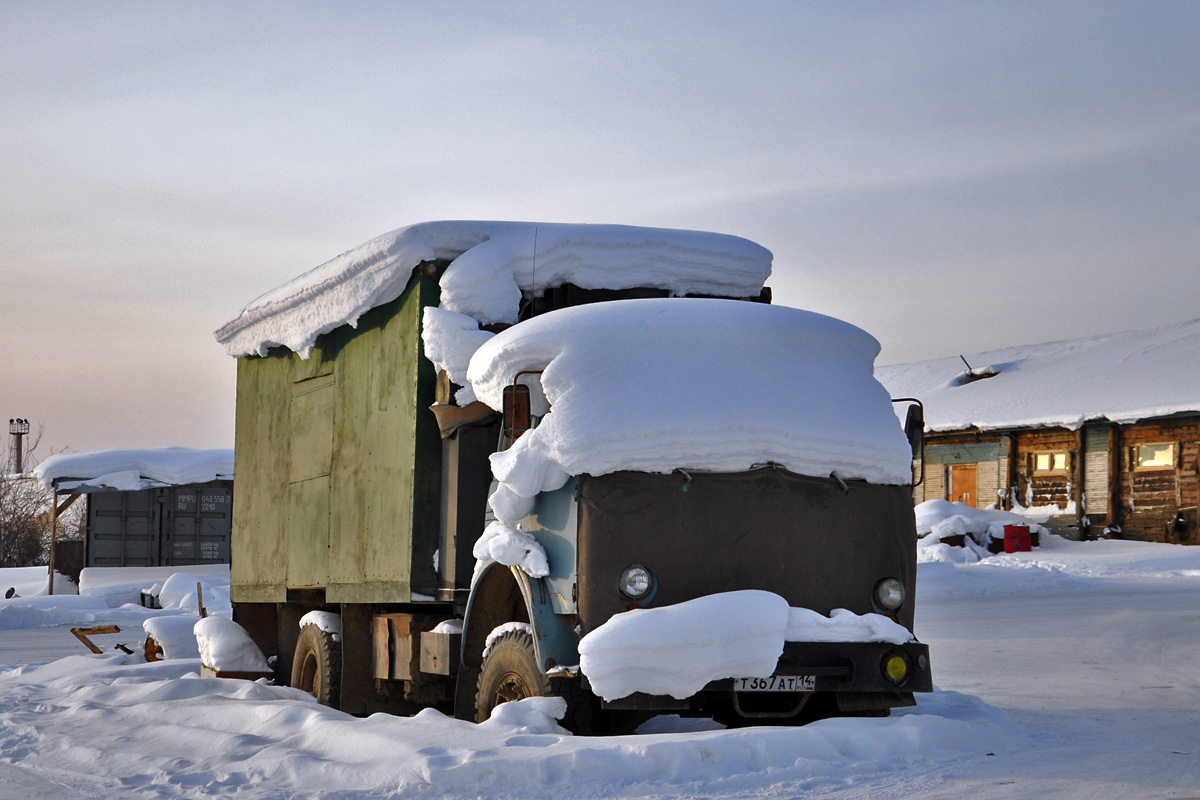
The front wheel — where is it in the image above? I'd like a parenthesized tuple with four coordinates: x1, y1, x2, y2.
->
(291, 623, 341, 708)
(474, 629, 551, 723)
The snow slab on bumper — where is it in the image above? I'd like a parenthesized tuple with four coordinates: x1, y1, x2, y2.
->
(600, 640, 932, 711)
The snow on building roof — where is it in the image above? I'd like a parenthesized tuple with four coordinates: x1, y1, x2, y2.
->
(33, 448, 234, 493)
(214, 221, 773, 359)
(467, 298, 915, 520)
(876, 317, 1200, 433)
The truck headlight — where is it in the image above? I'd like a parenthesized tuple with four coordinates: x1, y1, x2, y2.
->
(618, 565, 654, 601)
(874, 578, 905, 611)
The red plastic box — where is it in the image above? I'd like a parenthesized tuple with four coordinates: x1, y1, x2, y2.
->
(1003, 525, 1032, 553)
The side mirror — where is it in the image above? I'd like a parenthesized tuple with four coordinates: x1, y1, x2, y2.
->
(904, 403, 924, 458)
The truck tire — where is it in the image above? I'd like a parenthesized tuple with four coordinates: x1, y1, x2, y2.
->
(291, 623, 341, 708)
(474, 629, 551, 723)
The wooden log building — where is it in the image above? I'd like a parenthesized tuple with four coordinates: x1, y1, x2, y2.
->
(878, 319, 1200, 543)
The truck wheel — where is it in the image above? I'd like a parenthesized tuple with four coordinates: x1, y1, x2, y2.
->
(291, 623, 341, 708)
(474, 629, 551, 723)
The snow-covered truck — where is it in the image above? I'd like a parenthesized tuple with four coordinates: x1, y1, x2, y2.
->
(215, 221, 931, 729)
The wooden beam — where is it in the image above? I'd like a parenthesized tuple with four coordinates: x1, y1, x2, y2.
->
(55, 493, 80, 515)
(71, 625, 121, 654)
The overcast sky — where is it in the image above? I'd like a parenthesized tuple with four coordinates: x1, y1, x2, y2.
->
(2, 1, 1198, 458)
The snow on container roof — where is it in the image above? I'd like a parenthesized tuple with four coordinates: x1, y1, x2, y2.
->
(467, 298, 915, 514)
(215, 221, 773, 359)
(33, 447, 234, 493)
(876, 317, 1200, 433)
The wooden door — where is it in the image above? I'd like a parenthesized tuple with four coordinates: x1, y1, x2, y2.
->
(950, 464, 978, 507)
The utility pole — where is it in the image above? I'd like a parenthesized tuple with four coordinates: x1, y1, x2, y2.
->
(8, 418, 30, 474)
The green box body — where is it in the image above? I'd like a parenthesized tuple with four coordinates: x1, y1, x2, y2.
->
(230, 273, 442, 605)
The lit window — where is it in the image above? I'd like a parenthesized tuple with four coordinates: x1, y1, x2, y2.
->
(1033, 451, 1070, 473)
(1134, 443, 1175, 470)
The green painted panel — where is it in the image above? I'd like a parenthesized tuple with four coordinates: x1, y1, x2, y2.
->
(230, 267, 444, 604)
(327, 580, 415, 604)
(924, 441, 1006, 466)
(287, 477, 330, 587)
(289, 373, 334, 482)
(325, 276, 442, 603)
(230, 351, 291, 602)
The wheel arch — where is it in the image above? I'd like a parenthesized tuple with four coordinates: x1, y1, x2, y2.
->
(460, 563, 580, 678)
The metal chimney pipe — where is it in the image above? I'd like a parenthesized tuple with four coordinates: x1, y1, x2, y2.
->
(9, 418, 30, 474)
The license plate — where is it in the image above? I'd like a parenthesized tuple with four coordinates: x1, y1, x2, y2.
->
(733, 675, 816, 693)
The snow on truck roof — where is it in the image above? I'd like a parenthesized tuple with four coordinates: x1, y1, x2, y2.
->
(33, 447, 234, 493)
(470, 299, 916, 520)
(213, 220, 911, 511)
(214, 221, 773, 359)
(876, 316, 1200, 433)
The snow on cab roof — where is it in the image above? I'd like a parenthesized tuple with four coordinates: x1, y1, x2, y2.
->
(33, 447, 234, 493)
(467, 298, 915, 522)
(215, 221, 773, 359)
(876, 317, 1200, 432)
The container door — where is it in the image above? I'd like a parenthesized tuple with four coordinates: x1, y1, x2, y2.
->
(165, 486, 233, 564)
(85, 489, 159, 567)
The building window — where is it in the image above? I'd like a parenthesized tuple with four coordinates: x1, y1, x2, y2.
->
(1133, 442, 1175, 470)
(1032, 451, 1070, 474)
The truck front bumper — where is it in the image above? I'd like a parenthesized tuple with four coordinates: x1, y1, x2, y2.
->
(600, 640, 932, 711)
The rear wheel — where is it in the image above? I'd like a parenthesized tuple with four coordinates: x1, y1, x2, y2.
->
(291, 623, 341, 708)
(474, 629, 550, 722)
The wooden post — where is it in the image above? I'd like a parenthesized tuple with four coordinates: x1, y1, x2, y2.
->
(1075, 428, 1086, 536)
(197, 581, 207, 618)
(47, 480, 58, 596)
(1108, 425, 1122, 533)
(1006, 433, 1020, 510)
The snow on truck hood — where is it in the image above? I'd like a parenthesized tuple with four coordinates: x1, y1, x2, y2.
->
(214, 221, 772, 359)
(469, 299, 916, 518)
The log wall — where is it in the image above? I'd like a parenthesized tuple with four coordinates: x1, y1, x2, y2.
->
(916, 414, 1200, 544)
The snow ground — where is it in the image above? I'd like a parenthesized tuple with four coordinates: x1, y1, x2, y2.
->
(0, 540, 1198, 799)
